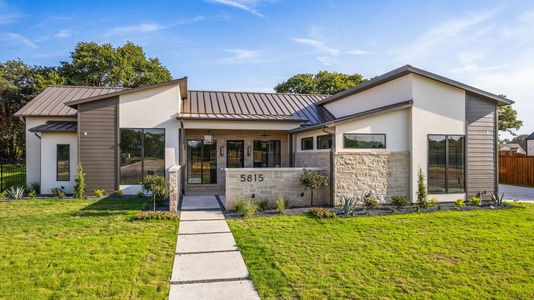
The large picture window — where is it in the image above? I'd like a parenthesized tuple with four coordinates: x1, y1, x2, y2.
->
(120, 128, 165, 185)
(344, 134, 386, 149)
(253, 140, 281, 167)
(57, 144, 70, 181)
(187, 140, 217, 184)
(428, 135, 465, 194)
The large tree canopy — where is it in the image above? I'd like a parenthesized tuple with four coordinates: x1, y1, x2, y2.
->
(60, 42, 172, 87)
(274, 71, 366, 95)
(0, 42, 172, 161)
(498, 104, 523, 136)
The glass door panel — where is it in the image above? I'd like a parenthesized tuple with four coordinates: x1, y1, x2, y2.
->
(227, 140, 244, 168)
(253, 140, 281, 168)
(187, 140, 217, 184)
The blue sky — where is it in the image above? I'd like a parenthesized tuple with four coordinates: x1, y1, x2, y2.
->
(1, 0, 533, 137)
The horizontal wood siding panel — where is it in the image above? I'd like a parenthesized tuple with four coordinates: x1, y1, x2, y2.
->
(78, 97, 118, 194)
(466, 93, 496, 200)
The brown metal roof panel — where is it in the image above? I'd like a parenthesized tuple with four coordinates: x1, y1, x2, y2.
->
(28, 121, 77, 133)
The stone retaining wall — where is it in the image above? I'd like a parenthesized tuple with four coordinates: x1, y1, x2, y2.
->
(225, 167, 329, 209)
(334, 152, 410, 205)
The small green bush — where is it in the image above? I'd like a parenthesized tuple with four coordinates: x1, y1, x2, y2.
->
(276, 196, 290, 214)
(233, 199, 246, 213)
(258, 199, 270, 211)
(416, 168, 429, 209)
(28, 182, 40, 194)
(363, 195, 379, 210)
(94, 189, 106, 198)
(132, 211, 179, 221)
(27, 190, 36, 199)
(238, 200, 258, 218)
(468, 196, 481, 206)
(50, 187, 65, 199)
(136, 191, 145, 198)
(391, 195, 409, 209)
(0, 191, 7, 201)
(141, 175, 170, 211)
(428, 197, 439, 208)
(308, 207, 336, 219)
(74, 164, 86, 199)
(455, 198, 465, 209)
(114, 190, 124, 198)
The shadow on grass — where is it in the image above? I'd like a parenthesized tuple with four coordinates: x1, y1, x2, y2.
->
(75, 197, 149, 217)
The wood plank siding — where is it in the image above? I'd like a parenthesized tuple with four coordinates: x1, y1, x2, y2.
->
(466, 93, 497, 200)
(78, 97, 119, 195)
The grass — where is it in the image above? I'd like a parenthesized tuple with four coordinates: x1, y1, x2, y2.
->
(0, 163, 26, 190)
(0, 198, 178, 299)
(228, 204, 534, 299)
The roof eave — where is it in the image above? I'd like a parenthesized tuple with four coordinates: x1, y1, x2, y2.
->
(177, 116, 308, 123)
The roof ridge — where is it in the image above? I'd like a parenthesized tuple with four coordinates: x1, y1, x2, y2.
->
(188, 89, 327, 96)
(48, 85, 129, 89)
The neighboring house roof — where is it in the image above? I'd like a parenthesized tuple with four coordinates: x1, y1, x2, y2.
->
(28, 121, 77, 133)
(290, 100, 413, 133)
(315, 65, 514, 106)
(527, 132, 534, 140)
(180, 90, 334, 126)
(14, 86, 125, 117)
(65, 77, 188, 106)
(499, 143, 527, 155)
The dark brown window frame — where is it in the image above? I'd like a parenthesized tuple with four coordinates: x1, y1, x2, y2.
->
(186, 139, 218, 185)
(317, 134, 333, 149)
(301, 137, 314, 150)
(226, 140, 244, 168)
(427, 134, 465, 194)
(56, 144, 70, 182)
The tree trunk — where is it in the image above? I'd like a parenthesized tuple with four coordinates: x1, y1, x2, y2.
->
(311, 190, 314, 207)
(153, 195, 156, 212)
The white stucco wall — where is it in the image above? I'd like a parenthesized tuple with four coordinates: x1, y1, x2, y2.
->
(410, 74, 466, 202)
(40, 132, 78, 195)
(119, 83, 182, 193)
(25, 116, 77, 187)
(334, 109, 410, 153)
(528, 139, 534, 156)
(324, 75, 413, 118)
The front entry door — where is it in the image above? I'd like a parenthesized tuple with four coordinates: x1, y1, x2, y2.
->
(187, 140, 217, 184)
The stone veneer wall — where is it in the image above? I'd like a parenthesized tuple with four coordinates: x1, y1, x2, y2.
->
(333, 152, 410, 205)
(225, 168, 328, 209)
(294, 152, 330, 169)
(168, 165, 181, 212)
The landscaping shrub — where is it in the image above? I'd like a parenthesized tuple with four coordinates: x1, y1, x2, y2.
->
(94, 189, 106, 198)
(391, 195, 409, 209)
(235, 200, 258, 218)
(468, 196, 481, 206)
(276, 196, 290, 214)
(74, 164, 86, 199)
(428, 197, 439, 208)
(233, 199, 246, 213)
(308, 207, 336, 219)
(27, 190, 36, 199)
(0, 191, 7, 201)
(141, 175, 169, 212)
(455, 198, 465, 209)
(136, 191, 145, 198)
(114, 189, 124, 198)
(300, 169, 328, 206)
(258, 199, 270, 211)
(50, 187, 65, 199)
(416, 168, 429, 209)
(363, 194, 379, 210)
(132, 211, 179, 221)
(28, 182, 40, 194)
(490, 192, 505, 206)
(340, 196, 357, 214)
(7, 186, 25, 200)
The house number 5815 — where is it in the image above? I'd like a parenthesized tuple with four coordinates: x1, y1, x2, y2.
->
(240, 174, 264, 182)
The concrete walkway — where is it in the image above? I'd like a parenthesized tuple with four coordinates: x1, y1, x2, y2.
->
(500, 184, 534, 203)
(169, 195, 260, 300)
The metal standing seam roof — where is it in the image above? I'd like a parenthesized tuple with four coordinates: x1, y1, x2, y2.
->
(14, 86, 127, 117)
(181, 90, 335, 126)
(28, 121, 77, 133)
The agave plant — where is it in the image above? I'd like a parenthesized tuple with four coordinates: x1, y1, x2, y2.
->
(340, 196, 358, 214)
(490, 192, 505, 207)
(7, 186, 25, 200)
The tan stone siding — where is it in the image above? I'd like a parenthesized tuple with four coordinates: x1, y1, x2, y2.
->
(333, 152, 410, 205)
(184, 129, 289, 195)
(294, 152, 330, 170)
(225, 168, 329, 209)
(169, 166, 181, 212)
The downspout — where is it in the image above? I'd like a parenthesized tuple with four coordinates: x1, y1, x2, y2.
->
(321, 124, 336, 207)
(289, 133, 294, 167)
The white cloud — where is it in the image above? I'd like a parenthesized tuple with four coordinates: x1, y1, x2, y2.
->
(104, 22, 164, 37)
(3, 33, 37, 48)
(345, 49, 373, 55)
(53, 29, 73, 38)
(0, 0, 21, 24)
(292, 36, 372, 65)
(208, 0, 266, 18)
(292, 37, 340, 56)
(219, 48, 261, 63)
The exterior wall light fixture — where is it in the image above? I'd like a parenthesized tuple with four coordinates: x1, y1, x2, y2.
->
(220, 146, 224, 157)
(247, 146, 251, 156)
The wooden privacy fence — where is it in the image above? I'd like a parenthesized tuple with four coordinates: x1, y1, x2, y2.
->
(499, 156, 534, 187)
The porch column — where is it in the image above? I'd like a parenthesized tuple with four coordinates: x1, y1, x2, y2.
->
(169, 165, 181, 212)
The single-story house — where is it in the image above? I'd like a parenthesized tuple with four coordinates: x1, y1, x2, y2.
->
(498, 143, 527, 156)
(15, 65, 513, 209)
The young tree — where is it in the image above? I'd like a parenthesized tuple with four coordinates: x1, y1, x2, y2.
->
(74, 164, 86, 199)
(299, 169, 328, 207)
(416, 168, 428, 209)
(275, 70, 366, 95)
(141, 175, 170, 212)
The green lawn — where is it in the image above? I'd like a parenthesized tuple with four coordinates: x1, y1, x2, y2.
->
(0, 163, 26, 190)
(0, 199, 178, 299)
(228, 205, 534, 299)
